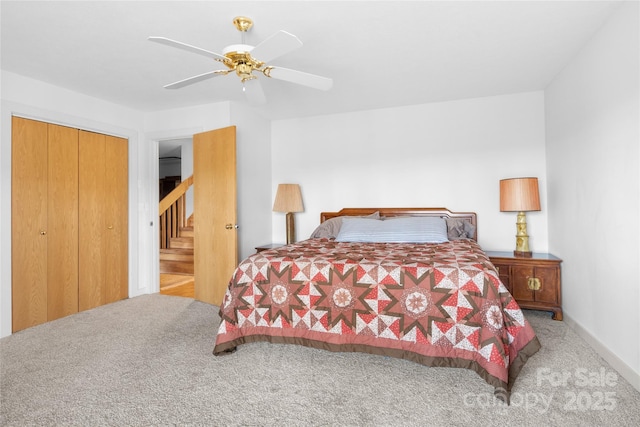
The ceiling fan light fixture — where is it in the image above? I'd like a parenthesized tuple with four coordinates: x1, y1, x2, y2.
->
(221, 48, 265, 82)
(236, 62, 256, 82)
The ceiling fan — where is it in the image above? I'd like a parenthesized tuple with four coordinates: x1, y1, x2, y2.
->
(149, 16, 333, 104)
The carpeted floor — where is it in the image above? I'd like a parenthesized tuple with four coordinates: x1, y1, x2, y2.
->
(1, 294, 639, 426)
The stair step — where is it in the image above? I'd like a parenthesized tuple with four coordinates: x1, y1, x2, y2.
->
(160, 247, 194, 275)
(169, 236, 193, 249)
(179, 226, 194, 238)
(160, 248, 193, 261)
(160, 260, 194, 275)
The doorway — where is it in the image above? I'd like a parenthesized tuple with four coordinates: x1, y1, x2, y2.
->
(158, 138, 194, 297)
(155, 126, 238, 306)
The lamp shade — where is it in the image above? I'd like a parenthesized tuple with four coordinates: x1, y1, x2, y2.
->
(273, 184, 304, 213)
(500, 177, 541, 212)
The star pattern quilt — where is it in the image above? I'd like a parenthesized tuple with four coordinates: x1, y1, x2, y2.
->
(213, 238, 540, 400)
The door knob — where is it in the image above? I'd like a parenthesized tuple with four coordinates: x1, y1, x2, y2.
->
(225, 224, 239, 230)
(40, 230, 47, 235)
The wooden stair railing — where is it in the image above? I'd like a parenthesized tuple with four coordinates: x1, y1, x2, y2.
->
(159, 175, 193, 249)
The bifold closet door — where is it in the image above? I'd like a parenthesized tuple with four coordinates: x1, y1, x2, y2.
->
(11, 117, 79, 332)
(11, 117, 49, 331)
(47, 124, 79, 321)
(78, 131, 128, 311)
(103, 134, 128, 303)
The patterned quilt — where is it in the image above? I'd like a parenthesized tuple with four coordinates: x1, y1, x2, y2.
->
(213, 238, 540, 400)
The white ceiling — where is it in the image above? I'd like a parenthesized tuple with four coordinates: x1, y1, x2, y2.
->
(0, 1, 622, 120)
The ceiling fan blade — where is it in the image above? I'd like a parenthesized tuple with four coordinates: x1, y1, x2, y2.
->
(242, 79, 267, 105)
(250, 30, 303, 63)
(148, 36, 227, 61)
(265, 66, 333, 91)
(164, 70, 227, 89)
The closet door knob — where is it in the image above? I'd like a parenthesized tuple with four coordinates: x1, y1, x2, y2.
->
(40, 230, 47, 235)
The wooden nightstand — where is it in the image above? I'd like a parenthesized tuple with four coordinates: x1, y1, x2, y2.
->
(255, 243, 284, 253)
(486, 251, 563, 321)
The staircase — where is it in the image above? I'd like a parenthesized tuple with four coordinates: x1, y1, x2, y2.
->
(159, 225, 194, 275)
(159, 177, 194, 297)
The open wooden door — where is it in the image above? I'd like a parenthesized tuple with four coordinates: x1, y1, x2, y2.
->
(193, 126, 237, 306)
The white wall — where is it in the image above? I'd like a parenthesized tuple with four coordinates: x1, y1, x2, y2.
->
(271, 91, 549, 252)
(230, 102, 272, 259)
(545, 1, 639, 388)
(0, 71, 146, 338)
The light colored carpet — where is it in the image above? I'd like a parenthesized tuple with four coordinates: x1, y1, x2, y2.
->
(1, 294, 639, 426)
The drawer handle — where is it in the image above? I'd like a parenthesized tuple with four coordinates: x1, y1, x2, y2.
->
(527, 277, 541, 291)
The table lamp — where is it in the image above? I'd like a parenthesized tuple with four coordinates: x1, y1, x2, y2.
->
(500, 177, 541, 257)
(273, 184, 304, 245)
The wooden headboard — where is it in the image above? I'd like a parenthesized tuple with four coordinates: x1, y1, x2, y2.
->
(320, 207, 477, 241)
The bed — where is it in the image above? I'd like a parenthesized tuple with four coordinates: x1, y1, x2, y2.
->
(213, 207, 540, 402)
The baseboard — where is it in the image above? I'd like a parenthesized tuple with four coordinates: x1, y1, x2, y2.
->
(564, 313, 640, 392)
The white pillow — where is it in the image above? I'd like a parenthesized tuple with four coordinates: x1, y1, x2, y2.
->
(335, 216, 449, 243)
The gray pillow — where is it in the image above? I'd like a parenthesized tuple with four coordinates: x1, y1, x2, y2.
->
(445, 218, 476, 240)
(310, 211, 380, 239)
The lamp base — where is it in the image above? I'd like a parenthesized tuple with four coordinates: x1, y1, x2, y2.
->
(513, 211, 532, 257)
(514, 250, 532, 258)
(285, 212, 296, 245)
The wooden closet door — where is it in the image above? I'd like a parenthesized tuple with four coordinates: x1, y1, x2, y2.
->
(11, 117, 48, 331)
(47, 123, 79, 321)
(78, 130, 106, 311)
(103, 135, 128, 304)
(78, 131, 128, 310)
